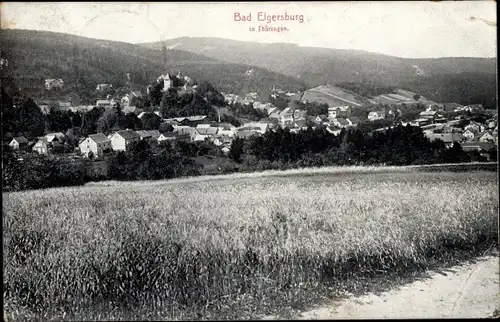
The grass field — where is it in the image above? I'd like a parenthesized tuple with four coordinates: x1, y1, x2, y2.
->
(3, 166, 498, 321)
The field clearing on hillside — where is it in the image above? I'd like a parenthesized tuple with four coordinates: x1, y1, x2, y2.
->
(3, 168, 498, 321)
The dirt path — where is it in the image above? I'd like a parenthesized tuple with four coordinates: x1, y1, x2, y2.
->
(265, 254, 499, 319)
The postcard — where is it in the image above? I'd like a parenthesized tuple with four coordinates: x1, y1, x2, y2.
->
(1, 1, 498, 321)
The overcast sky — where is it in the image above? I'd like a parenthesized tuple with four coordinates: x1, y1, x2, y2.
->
(1, 1, 496, 58)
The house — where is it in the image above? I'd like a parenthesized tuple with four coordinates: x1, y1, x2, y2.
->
(58, 102, 72, 110)
(241, 122, 268, 134)
(293, 119, 308, 129)
(45, 78, 64, 90)
(478, 132, 495, 143)
(268, 109, 282, 120)
(460, 141, 494, 152)
(465, 122, 485, 133)
(157, 132, 176, 143)
(157, 73, 173, 92)
(32, 138, 50, 154)
(157, 132, 191, 144)
(96, 84, 112, 91)
(410, 118, 430, 127)
(109, 130, 141, 151)
(237, 130, 261, 139)
(172, 126, 199, 142)
(279, 108, 295, 127)
(39, 104, 50, 114)
(196, 126, 219, 136)
(332, 118, 350, 128)
(79, 133, 112, 158)
(442, 102, 463, 112)
(96, 100, 112, 108)
(419, 110, 438, 120)
(346, 116, 361, 127)
(368, 111, 386, 121)
(328, 106, 352, 119)
(194, 134, 211, 142)
(425, 133, 465, 148)
(463, 104, 484, 112)
(462, 128, 480, 141)
(46, 132, 66, 143)
(9, 136, 29, 150)
(135, 130, 161, 145)
(293, 109, 307, 120)
(213, 136, 233, 147)
(315, 115, 329, 124)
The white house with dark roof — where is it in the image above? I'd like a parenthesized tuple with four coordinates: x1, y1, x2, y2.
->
(32, 137, 50, 155)
(109, 130, 141, 151)
(79, 133, 112, 158)
(9, 136, 28, 150)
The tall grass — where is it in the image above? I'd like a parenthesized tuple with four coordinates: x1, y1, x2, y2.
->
(3, 169, 498, 320)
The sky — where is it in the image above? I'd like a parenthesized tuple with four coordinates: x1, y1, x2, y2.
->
(1, 1, 497, 58)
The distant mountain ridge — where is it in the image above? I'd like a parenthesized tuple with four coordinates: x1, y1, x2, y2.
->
(140, 37, 496, 86)
(140, 37, 497, 108)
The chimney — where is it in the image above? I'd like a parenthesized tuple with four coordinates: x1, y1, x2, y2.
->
(217, 106, 221, 123)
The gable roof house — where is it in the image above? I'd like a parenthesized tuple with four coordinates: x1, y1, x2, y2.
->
(279, 108, 295, 127)
(109, 130, 141, 151)
(196, 127, 219, 136)
(328, 106, 352, 119)
(268, 109, 282, 119)
(194, 134, 212, 142)
(79, 133, 112, 158)
(315, 115, 329, 124)
(46, 132, 66, 143)
(172, 126, 199, 142)
(462, 128, 480, 141)
(346, 116, 361, 127)
(213, 136, 233, 147)
(9, 136, 29, 150)
(419, 110, 438, 120)
(368, 111, 386, 121)
(465, 122, 485, 133)
(478, 132, 495, 143)
(157, 132, 191, 144)
(32, 137, 50, 155)
(332, 118, 350, 128)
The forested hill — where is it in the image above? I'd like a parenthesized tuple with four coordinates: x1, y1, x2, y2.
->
(141, 37, 497, 108)
(0, 29, 305, 101)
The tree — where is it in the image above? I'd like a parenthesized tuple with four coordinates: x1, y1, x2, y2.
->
(149, 81, 164, 107)
(160, 87, 180, 117)
(140, 112, 162, 130)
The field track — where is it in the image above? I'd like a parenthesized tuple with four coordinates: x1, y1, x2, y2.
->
(264, 252, 500, 319)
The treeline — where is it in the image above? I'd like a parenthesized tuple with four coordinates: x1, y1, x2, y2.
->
(229, 124, 494, 168)
(2, 139, 223, 191)
(3, 124, 496, 192)
(403, 72, 497, 109)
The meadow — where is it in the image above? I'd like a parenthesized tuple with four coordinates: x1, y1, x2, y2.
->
(3, 166, 498, 320)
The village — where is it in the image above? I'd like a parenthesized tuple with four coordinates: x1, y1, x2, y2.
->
(7, 72, 499, 163)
